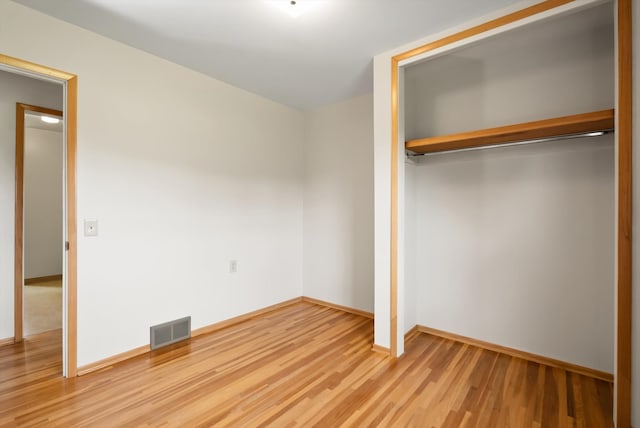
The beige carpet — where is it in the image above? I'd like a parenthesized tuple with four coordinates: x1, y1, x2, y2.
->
(24, 280, 62, 336)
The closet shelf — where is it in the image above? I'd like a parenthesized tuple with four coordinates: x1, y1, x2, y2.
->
(405, 109, 615, 154)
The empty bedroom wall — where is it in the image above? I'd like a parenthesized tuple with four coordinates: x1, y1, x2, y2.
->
(0, 1, 304, 366)
(303, 94, 374, 313)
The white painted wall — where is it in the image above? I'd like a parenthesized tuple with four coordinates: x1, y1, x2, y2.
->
(303, 94, 374, 312)
(0, 2, 304, 366)
(24, 128, 63, 279)
(410, 137, 614, 372)
(631, 0, 639, 424)
(0, 71, 62, 340)
(373, 51, 393, 348)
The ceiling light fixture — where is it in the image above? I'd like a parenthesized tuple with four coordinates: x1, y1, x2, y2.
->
(41, 116, 60, 124)
(267, 0, 324, 19)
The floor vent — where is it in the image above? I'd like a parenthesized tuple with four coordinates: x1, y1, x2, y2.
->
(150, 316, 191, 350)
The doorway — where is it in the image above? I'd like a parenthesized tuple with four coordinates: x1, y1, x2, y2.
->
(0, 54, 78, 377)
(16, 104, 64, 341)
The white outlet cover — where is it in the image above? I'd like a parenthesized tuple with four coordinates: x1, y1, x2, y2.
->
(84, 219, 98, 237)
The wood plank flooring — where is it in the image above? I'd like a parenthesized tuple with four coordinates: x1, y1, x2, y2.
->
(0, 302, 613, 427)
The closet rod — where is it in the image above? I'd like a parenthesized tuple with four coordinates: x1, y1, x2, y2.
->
(406, 129, 614, 158)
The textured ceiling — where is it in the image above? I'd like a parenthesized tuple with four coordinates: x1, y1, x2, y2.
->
(13, 0, 520, 110)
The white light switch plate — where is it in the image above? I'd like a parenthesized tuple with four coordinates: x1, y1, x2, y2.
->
(84, 219, 98, 236)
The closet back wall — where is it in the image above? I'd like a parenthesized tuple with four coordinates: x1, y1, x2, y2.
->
(404, 4, 614, 139)
(404, 3, 615, 373)
(408, 138, 614, 372)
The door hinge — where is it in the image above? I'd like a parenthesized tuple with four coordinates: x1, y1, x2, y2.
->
(65, 241, 70, 251)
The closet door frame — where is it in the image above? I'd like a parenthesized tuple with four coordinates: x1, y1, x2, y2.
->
(387, 0, 632, 425)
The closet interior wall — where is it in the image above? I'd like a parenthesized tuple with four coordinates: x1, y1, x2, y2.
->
(403, 3, 615, 373)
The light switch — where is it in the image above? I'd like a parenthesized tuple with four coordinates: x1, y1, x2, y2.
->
(84, 219, 98, 237)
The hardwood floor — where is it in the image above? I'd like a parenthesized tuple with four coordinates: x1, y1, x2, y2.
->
(0, 302, 613, 427)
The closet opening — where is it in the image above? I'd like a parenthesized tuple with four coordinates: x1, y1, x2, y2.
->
(386, 0, 631, 423)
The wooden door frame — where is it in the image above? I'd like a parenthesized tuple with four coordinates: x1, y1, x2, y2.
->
(389, 0, 632, 425)
(1, 54, 78, 378)
(15, 103, 63, 344)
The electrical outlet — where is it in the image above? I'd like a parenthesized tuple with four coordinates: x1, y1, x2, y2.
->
(229, 260, 237, 273)
(84, 219, 98, 237)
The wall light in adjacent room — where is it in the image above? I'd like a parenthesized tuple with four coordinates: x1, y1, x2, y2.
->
(41, 116, 60, 124)
(267, 0, 325, 18)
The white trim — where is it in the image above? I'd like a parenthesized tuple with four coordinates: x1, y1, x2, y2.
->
(0, 63, 66, 85)
(61, 81, 69, 378)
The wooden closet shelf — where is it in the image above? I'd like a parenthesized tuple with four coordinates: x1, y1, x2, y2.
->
(405, 109, 615, 154)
